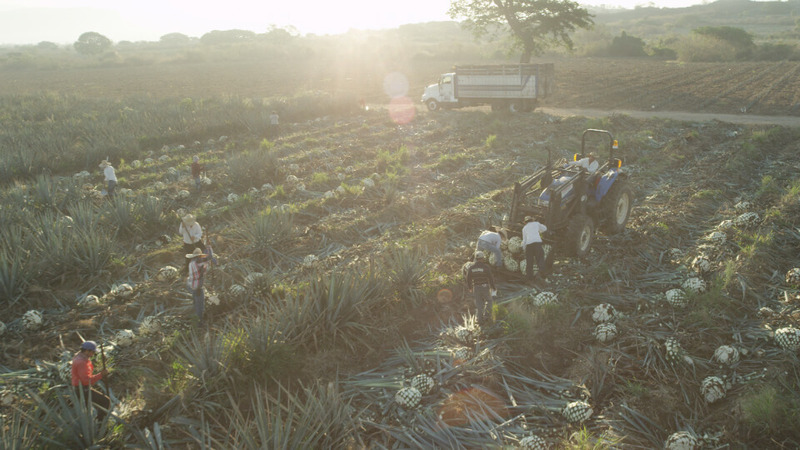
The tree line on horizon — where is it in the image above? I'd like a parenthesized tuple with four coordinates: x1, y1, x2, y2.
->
(2, 0, 800, 68)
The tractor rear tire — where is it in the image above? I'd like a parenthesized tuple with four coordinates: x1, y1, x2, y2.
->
(601, 181, 633, 234)
(567, 213, 594, 257)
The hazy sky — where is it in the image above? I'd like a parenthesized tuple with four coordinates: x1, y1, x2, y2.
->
(0, 0, 709, 45)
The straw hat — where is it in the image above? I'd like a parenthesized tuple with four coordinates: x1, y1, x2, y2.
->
(186, 248, 207, 259)
(182, 214, 196, 226)
(99, 160, 110, 168)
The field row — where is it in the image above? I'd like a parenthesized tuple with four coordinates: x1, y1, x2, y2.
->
(549, 58, 800, 115)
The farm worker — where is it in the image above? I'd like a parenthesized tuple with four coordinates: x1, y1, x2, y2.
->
(191, 156, 205, 191)
(99, 160, 117, 199)
(476, 226, 504, 267)
(567, 152, 599, 173)
(186, 248, 209, 323)
(464, 251, 497, 325)
(522, 216, 548, 283)
(269, 110, 280, 137)
(71, 340, 111, 422)
(179, 214, 206, 268)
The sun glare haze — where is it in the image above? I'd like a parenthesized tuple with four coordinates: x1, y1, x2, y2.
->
(0, 0, 708, 44)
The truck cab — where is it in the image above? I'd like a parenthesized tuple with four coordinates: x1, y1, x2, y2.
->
(421, 73, 455, 111)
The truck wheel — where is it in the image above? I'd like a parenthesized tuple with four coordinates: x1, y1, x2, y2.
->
(601, 181, 633, 234)
(566, 213, 594, 257)
(508, 101, 522, 113)
(426, 100, 440, 112)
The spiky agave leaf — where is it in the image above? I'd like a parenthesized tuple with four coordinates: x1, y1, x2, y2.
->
(382, 245, 431, 306)
(0, 408, 38, 449)
(23, 388, 116, 448)
(272, 269, 387, 351)
(198, 382, 362, 449)
(229, 208, 293, 265)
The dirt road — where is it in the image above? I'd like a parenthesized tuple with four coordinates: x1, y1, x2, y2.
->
(540, 107, 800, 127)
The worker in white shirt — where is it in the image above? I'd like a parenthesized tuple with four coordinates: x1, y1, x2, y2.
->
(521, 216, 548, 283)
(99, 160, 117, 199)
(179, 214, 205, 268)
(567, 152, 599, 173)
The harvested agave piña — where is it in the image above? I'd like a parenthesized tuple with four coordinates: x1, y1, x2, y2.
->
(22, 310, 43, 331)
(691, 255, 711, 274)
(712, 345, 740, 365)
(785, 268, 800, 286)
(114, 329, 136, 347)
(774, 327, 800, 351)
(503, 256, 519, 272)
(518, 434, 547, 449)
(303, 254, 318, 267)
(701, 376, 726, 403)
(77, 294, 100, 307)
(594, 323, 617, 343)
(533, 291, 558, 306)
(410, 374, 435, 395)
(451, 347, 471, 361)
(507, 237, 523, 255)
(592, 303, 617, 323)
(682, 277, 706, 294)
(665, 431, 698, 450)
(665, 338, 687, 364)
(395, 386, 422, 409)
(229, 284, 246, 297)
(562, 400, 592, 423)
(156, 266, 178, 281)
(734, 211, 759, 227)
(665, 289, 688, 307)
(139, 316, 160, 336)
(706, 231, 726, 245)
(111, 283, 134, 299)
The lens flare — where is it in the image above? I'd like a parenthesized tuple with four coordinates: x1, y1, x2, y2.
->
(383, 72, 409, 98)
(437, 288, 453, 304)
(388, 96, 415, 125)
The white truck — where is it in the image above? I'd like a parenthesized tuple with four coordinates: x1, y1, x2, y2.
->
(421, 63, 554, 113)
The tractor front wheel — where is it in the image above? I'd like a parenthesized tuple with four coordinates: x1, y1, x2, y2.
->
(567, 213, 594, 257)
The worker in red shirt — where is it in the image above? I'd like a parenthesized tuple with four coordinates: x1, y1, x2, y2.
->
(71, 340, 111, 422)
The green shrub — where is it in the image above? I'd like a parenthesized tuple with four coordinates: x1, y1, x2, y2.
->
(227, 147, 280, 190)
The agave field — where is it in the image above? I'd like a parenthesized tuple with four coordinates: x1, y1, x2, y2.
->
(1, 59, 800, 448)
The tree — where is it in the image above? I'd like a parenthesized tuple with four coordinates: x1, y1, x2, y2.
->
(200, 29, 256, 45)
(160, 32, 192, 46)
(608, 31, 647, 57)
(73, 32, 112, 56)
(693, 26, 754, 59)
(449, 0, 593, 62)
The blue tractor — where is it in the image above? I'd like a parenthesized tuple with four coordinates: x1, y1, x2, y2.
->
(508, 129, 633, 257)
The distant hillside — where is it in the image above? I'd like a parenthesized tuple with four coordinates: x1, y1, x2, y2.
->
(589, 0, 800, 43)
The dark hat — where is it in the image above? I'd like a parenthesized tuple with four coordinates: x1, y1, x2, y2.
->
(81, 340, 98, 352)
